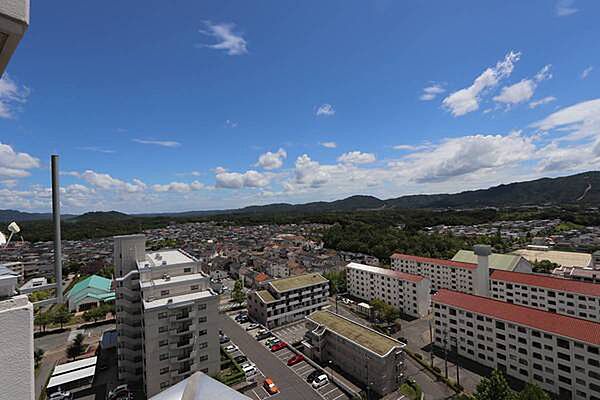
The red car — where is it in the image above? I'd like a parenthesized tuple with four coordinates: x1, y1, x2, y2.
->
(270, 341, 288, 352)
(287, 354, 304, 366)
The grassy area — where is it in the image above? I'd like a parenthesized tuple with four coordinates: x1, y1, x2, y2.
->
(399, 383, 418, 399)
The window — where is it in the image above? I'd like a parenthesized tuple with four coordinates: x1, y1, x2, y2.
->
(184, 268, 192, 273)
(160, 290, 170, 296)
(159, 339, 168, 347)
(191, 285, 199, 290)
(159, 326, 168, 333)
(158, 312, 168, 319)
(159, 353, 169, 361)
(160, 367, 169, 375)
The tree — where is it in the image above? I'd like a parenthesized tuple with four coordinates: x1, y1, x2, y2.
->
(370, 298, 400, 323)
(34, 348, 45, 368)
(473, 369, 515, 400)
(231, 279, 246, 304)
(323, 270, 347, 294)
(518, 383, 550, 400)
(51, 305, 72, 329)
(34, 311, 51, 332)
(83, 306, 107, 323)
(66, 333, 86, 361)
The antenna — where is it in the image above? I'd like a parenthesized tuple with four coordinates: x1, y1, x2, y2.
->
(52, 155, 63, 304)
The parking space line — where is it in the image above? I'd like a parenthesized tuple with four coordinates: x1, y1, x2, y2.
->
(331, 394, 346, 400)
(317, 383, 332, 392)
(322, 387, 337, 396)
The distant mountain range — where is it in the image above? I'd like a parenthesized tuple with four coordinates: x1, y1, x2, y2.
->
(2, 171, 599, 222)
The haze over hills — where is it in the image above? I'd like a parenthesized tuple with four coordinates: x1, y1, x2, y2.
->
(1, 171, 598, 222)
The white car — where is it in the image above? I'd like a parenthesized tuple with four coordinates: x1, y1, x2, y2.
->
(312, 374, 329, 389)
(224, 344, 238, 353)
(242, 365, 257, 376)
(240, 361, 255, 369)
(245, 323, 260, 331)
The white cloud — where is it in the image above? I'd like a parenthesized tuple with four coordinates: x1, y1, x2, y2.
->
(0, 143, 40, 178)
(225, 119, 238, 128)
(442, 51, 521, 116)
(316, 104, 335, 116)
(494, 65, 552, 106)
(152, 181, 204, 193)
(393, 144, 430, 151)
(555, 0, 578, 16)
(337, 151, 376, 165)
(319, 142, 337, 148)
(78, 146, 116, 154)
(393, 132, 535, 183)
(293, 154, 330, 188)
(0, 74, 29, 119)
(80, 170, 147, 193)
(581, 66, 593, 80)
(531, 99, 600, 141)
(215, 168, 269, 189)
(132, 139, 181, 148)
(198, 21, 248, 56)
(529, 96, 557, 109)
(419, 84, 445, 101)
(257, 148, 287, 170)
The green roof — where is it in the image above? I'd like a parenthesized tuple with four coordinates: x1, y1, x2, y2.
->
(269, 274, 328, 292)
(307, 310, 403, 357)
(452, 250, 522, 271)
(256, 290, 276, 303)
(67, 275, 112, 299)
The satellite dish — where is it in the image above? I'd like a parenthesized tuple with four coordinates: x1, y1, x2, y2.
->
(7, 222, 20, 234)
(0, 232, 6, 246)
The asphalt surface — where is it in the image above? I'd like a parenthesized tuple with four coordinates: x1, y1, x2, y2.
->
(219, 313, 324, 400)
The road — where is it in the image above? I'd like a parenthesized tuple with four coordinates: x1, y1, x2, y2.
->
(219, 313, 324, 400)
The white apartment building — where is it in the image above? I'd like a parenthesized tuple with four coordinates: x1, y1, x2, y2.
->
(433, 289, 600, 400)
(490, 270, 600, 322)
(391, 245, 491, 296)
(0, 265, 35, 400)
(346, 262, 430, 318)
(114, 235, 220, 397)
(247, 274, 329, 329)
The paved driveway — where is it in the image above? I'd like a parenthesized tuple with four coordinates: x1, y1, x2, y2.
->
(219, 313, 324, 400)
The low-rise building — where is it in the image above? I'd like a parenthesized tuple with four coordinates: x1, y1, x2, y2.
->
(247, 273, 329, 329)
(490, 270, 600, 322)
(452, 250, 532, 273)
(303, 310, 406, 397)
(432, 289, 600, 400)
(346, 262, 430, 318)
(66, 274, 115, 312)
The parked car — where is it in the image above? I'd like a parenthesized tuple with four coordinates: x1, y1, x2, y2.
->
(242, 365, 257, 376)
(234, 355, 247, 364)
(219, 335, 230, 344)
(256, 330, 272, 340)
(240, 361, 255, 369)
(306, 370, 321, 383)
(312, 374, 329, 389)
(287, 354, 304, 366)
(263, 378, 279, 395)
(49, 392, 73, 400)
(245, 323, 260, 331)
(224, 344, 238, 353)
(265, 337, 280, 347)
(270, 341, 287, 352)
(107, 384, 132, 400)
(237, 316, 249, 323)
(235, 312, 247, 321)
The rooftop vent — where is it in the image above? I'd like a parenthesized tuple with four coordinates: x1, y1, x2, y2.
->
(163, 273, 171, 281)
(162, 260, 167, 266)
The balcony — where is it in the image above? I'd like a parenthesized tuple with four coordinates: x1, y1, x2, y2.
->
(170, 311, 195, 322)
(169, 338, 193, 350)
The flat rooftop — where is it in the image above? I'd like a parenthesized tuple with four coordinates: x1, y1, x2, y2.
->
(143, 290, 215, 311)
(391, 253, 477, 270)
(140, 273, 206, 289)
(346, 262, 424, 283)
(433, 289, 600, 345)
(269, 273, 328, 292)
(513, 249, 591, 268)
(141, 249, 195, 269)
(307, 310, 404, 357)
(256, 289, 276, 303)
(491, 269, 600, 297)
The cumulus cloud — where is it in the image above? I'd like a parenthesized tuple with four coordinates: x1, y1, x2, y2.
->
(152, 181, 204, 193)
(337, 151, 376, 164)
(393, 132, 536, 183)
(420, 84, 445, 101)
(294, 154, 330, 188)
(529, 96, 557, 109)
(494, 65, 552, 106)
(215, 168, 269, 189)
(256, 148, 287, 170)
(316, 104, 335, 116)
(0, 74, 29, 119)
(198, 21, 248, 56)
(80, 170, 147, 193)
(581, 66, 593, 80)
(0, 143, 40, 178)
(319, 142, 337, 148)
(531, 98, 600, 141)
(442, 51, 520, 116)
(132, 139, 181, 148)
(555, 0, 578, 16)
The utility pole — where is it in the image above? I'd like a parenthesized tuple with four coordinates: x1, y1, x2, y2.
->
(428, 320, 434, 368)
(452, 337, 460, 387)
(51, 155, 63, 304)
(443, 330, 448, 379)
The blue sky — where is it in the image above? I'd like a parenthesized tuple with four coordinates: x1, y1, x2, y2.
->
(1, 0, 600, 213)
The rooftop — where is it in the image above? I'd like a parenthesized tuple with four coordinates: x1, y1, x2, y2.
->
(143, 289, 215, 311)
(142, 249, 196, 269)
(67, 275, 112, 298)
(269, 273, 328, 292)
(433, 289, 600, 345)
(491, 269, 600, 297)
(513, 249, 591, 268)
(307, 310, 405, 357)
(346, 262, 424, 283)
(452, 250, 522, 271)
(256, 289, 276, 303)
(391, 253, 477, 270)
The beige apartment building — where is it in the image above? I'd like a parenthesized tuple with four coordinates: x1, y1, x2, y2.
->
(114, 235, 219, 397)
(346, 262, 431, 318)
(247, 274, 329, 329)
(433, 289, 600, 400)
(490, 270, 600, 322)
(303, 310, 406, 396)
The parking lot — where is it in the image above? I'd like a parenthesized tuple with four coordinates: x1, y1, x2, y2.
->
(227, 311, 349, 400)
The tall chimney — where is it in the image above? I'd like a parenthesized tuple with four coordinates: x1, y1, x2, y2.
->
(473, 244, 491, 297)
(51, 155, 63, 304)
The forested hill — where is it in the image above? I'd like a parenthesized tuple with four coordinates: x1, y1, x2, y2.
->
(2, 171, 600, 223)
